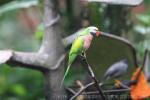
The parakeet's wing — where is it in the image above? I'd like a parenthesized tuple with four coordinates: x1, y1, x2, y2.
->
(61, 37, 84, 87)
(69, 37, 84, 64)
(78, 28, 89, 36)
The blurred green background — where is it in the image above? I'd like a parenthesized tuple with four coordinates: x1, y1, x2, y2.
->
(0, 0, 150, 99)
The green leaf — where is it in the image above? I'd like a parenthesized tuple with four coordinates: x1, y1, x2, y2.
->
(10, 84, 27, 96)
(0, 0, 38, 16)
(35, 23, 44, 40)
(145, 97, 150, 100)
(136, 14, 150, 26)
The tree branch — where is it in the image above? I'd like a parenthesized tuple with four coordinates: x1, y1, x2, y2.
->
(39, 0, 63, 54)
(70, 82, 95, 100)
(0, 50, 47, 71)
(0, 50, 13, 64)
(0, 0, 65, 99)
(78, 55, 106, 100)
(82, 88, 130, 95)
(42, 0, 65, 99)
(0, 49, 67, 73)
(85, 0, 143, 6)
(12, 52, 44, 66)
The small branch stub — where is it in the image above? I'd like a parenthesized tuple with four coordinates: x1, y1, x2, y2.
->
(0, 50, 13, 64)
(84, 0, 143, 6)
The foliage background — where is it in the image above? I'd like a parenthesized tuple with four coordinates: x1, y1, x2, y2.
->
(0, 0, 150, 99)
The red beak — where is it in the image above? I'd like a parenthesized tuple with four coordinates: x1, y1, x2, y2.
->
(96, 31, 101, 37)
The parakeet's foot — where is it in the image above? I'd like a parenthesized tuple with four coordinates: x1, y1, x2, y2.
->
(79, 52, 87, 62)
(81, 52, 86, 58)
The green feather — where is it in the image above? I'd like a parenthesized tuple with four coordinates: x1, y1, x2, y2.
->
(78, 27, 90, 36)
(61, 26, 98, 87)
(61, 37, 84, 87)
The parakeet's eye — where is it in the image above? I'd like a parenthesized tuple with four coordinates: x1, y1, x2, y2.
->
(90, 30, 101, 37)
(88, 26, 100, 37)
(90, 32, 96, 36)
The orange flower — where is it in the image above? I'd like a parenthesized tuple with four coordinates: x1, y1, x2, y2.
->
(130, 67, 150, 100)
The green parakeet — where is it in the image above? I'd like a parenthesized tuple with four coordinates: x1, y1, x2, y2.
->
(61, 26, 101, 87)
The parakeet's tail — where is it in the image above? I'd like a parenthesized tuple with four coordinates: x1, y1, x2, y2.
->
(60, 64, 71, 88)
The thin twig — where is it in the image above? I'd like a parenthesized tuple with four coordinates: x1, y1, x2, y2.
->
(44, 15, 60, 28)
(85, 0, 143, 6)
(101, 32, 138, 68)
(135, 49, 148, 83)
(82, 88, 130, 95)
(79, 55, 107, 100)
(70, 82, 95, 100)
(118, 81, 130, 89)
(51, 54, 66, 70)
(69, 81, 130, 100)
(66, 87, 76, 95)
(70, 80, 132, 100)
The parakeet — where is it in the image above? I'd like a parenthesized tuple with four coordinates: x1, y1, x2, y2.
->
(100, 58, 128, 86)
(61, 26, 101, 87)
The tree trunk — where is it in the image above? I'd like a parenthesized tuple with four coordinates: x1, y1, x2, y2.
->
(42, 0, 65, 99)
(44, 67, 65, 100)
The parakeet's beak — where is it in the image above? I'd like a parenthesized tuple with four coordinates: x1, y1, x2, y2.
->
(96, 31, 101, 37)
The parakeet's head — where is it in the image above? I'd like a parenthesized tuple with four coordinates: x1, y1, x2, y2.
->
(88, 26, 101, 37)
